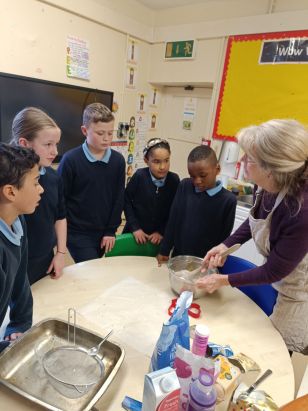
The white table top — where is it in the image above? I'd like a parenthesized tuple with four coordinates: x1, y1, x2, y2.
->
(0, 256, 294, 410)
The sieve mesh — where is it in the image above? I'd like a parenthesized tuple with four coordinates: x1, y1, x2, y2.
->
(43, 346, 103, 386)
(41, 308, 104, 397)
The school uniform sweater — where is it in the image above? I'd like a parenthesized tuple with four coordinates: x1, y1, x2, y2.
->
(225, 184, 308, 287)
(159, 178, 237, 258)
(24, 167, 66, 258)
(57, 146, 125, 246)
(0, 217, 33, 350)
(123, 167, 180, 235)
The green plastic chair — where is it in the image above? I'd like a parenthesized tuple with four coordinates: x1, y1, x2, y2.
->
(105, 233, 159, 257)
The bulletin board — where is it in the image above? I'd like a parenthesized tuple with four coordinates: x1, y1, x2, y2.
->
(213, 30, 308, 141)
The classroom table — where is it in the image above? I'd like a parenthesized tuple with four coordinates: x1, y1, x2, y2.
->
(0, 256, 295, 410)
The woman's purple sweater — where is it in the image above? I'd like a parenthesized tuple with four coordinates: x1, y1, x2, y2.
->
(224, 184, 308, 287)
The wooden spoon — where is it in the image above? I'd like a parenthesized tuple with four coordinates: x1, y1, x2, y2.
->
(188, 243, 241, 276)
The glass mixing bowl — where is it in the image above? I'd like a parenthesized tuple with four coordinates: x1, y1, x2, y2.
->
(168, 255, 218, 299)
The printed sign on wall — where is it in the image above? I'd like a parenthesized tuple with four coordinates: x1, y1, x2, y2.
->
(182, 97, 197, 131)
(165, 40, 195, 59)
(260, 38, 308, 64)
(66, 35, 90, 80)
(149, 88, 159, 107)
(127, 38, 139, 65)
(126, 65, 137, 89)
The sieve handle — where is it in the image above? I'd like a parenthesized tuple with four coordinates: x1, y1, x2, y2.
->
(68, 307, 76, 345)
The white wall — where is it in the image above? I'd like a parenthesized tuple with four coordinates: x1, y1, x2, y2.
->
(40, 0, 154, 41)
(154, 0, 270, 27)
(0, 0, 157, 140)
(0, 1, 124, 116)
(149, 38, 223, 86)
(1, 0, 308, 176)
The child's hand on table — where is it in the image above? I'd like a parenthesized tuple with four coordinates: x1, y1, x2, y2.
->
(101, 236, 116, 253)
(47, 253, 65, 279)
(156, 254, 169, 266)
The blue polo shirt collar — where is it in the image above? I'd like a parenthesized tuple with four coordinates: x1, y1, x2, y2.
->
(82, 141, 111, 163)
(0, 217, 23, 245)
(149, 170, 166, 188)
(40, 167, 46, 175)
(195, 180, 223, 196)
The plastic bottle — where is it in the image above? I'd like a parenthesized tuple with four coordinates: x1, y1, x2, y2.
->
(174, 356, 192, 411)
(192, 325, 209, 357)
(187, 370, 217, 411)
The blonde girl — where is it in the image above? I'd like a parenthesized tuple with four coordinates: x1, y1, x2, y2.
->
(11, 107, 67, 284)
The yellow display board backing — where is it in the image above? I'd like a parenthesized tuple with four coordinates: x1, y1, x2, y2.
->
(213, 31, 308, 141)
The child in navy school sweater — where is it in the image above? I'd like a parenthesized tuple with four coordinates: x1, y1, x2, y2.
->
(157, 145, 236, 264)
(0, 144, 43, 351)
(58, 103, 125, 263)
(12, 107, 67, 284)
(123, 138, 180, 245)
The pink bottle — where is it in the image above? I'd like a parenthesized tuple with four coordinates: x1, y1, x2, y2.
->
(174, 356, 192, 410)
(192, 325, 209, 357)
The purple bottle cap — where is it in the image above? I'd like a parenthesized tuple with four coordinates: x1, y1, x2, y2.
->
(199, 369, 214, 387)
(189, 376, 217, 408)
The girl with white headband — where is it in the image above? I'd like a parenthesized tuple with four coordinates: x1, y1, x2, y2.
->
(123, 138, 180, 246)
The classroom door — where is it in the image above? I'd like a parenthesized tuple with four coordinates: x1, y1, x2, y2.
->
(160, 87, 213, 178)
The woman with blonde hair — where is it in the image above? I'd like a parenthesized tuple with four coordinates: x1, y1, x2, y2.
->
(198, 119, 308, 354)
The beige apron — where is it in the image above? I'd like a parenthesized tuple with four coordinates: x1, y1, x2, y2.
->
(249, 189, 308, 354)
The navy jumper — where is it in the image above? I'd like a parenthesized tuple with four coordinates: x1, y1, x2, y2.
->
(58, 146, 125, 261)
(159, 178, 237, 258)
(24, 167, 66, 284)
(123, 167, 180, 235)
(0, 217, 33, 351)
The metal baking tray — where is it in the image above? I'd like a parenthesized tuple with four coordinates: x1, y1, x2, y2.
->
(0, 318, 125, 411)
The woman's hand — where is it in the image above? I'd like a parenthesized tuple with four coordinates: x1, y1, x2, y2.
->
(156, 254, 169, 266)
(101, 236, 115, 253)
(148, 232, 163, 245)
(133, 229, 149, 244)
(196, 273, 230, 293)
(201, 243, 229, 272)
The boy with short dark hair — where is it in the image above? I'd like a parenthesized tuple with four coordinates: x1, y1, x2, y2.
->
(157, 145, 236, 264)
(57, 103, 125, 263)
(0, 143, 43, 351)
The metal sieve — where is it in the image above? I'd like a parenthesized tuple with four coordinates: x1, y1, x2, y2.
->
(42, 308, 105, 398)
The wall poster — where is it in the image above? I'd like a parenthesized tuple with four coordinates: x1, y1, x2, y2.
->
(66, 35, 90, 80)
(213, 30, 308, 141)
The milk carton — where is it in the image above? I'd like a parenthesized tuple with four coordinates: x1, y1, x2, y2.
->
(141, 367, 180, 411)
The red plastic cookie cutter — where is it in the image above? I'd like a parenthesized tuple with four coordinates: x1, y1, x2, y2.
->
(168, 298, 201, 318)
